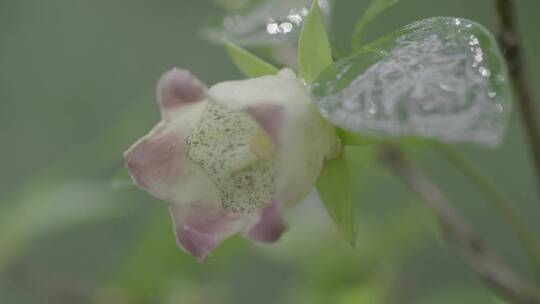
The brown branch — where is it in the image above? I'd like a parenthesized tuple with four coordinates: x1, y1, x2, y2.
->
(381, 145, 540, 304)
(495, 0, 540, 195)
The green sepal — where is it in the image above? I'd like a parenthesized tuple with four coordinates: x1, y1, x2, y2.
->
(298, 0, 334, 84)
(224, 40, 279, 78)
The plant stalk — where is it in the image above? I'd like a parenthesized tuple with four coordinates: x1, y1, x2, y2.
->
(381, 145, 540, 304)
(431, 141, 540, 279)
(495, 0, 540, 198)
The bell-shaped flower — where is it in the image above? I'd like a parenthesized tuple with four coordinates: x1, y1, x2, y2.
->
(124, 68, 340, 261)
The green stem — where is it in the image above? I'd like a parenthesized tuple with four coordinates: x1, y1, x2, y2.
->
(430, 141, 540, 279)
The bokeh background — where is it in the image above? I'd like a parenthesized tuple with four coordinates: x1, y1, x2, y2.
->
(1, 0, 540, 303)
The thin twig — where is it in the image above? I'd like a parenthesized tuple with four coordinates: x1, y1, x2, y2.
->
(430, 141, 540, 278)
(495, 0, 540, 196)
(381, 145, 540, 304)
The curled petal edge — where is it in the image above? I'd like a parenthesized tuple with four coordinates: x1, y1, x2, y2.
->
(170, 202, 244, 261)
(243, 200, 287, 243)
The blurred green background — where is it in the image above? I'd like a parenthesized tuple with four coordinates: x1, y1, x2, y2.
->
(1, 0, 540, 303)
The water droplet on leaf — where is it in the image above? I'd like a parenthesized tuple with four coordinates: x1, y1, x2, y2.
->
(203, 0, 333, 47)
(311, 17, 512, 146)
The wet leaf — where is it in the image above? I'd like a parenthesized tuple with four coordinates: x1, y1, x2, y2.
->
(311, 17, 512, 146)
(203, 0, 333, 47)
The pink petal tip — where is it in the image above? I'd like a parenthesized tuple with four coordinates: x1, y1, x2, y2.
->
(246, 201, 287, 243)
(157, 68, 206, 114)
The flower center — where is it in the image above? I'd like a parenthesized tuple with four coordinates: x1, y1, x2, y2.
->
(249, 128, 276, 161)
(187, 103, 276, 213)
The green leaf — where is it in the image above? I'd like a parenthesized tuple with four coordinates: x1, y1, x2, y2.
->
(316, 146, 357, 246)
(224, 40, 279, 78)
(106, 211, 194, 301)
(338, 128, 382, 146)
(352, 0, 399, 50)
(210, 0, 257, 12)
(0, 180, 128, 274)
(298, 0, 333, 84)
(110, 166, 135, 189)
(491, 296, 509, 304)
